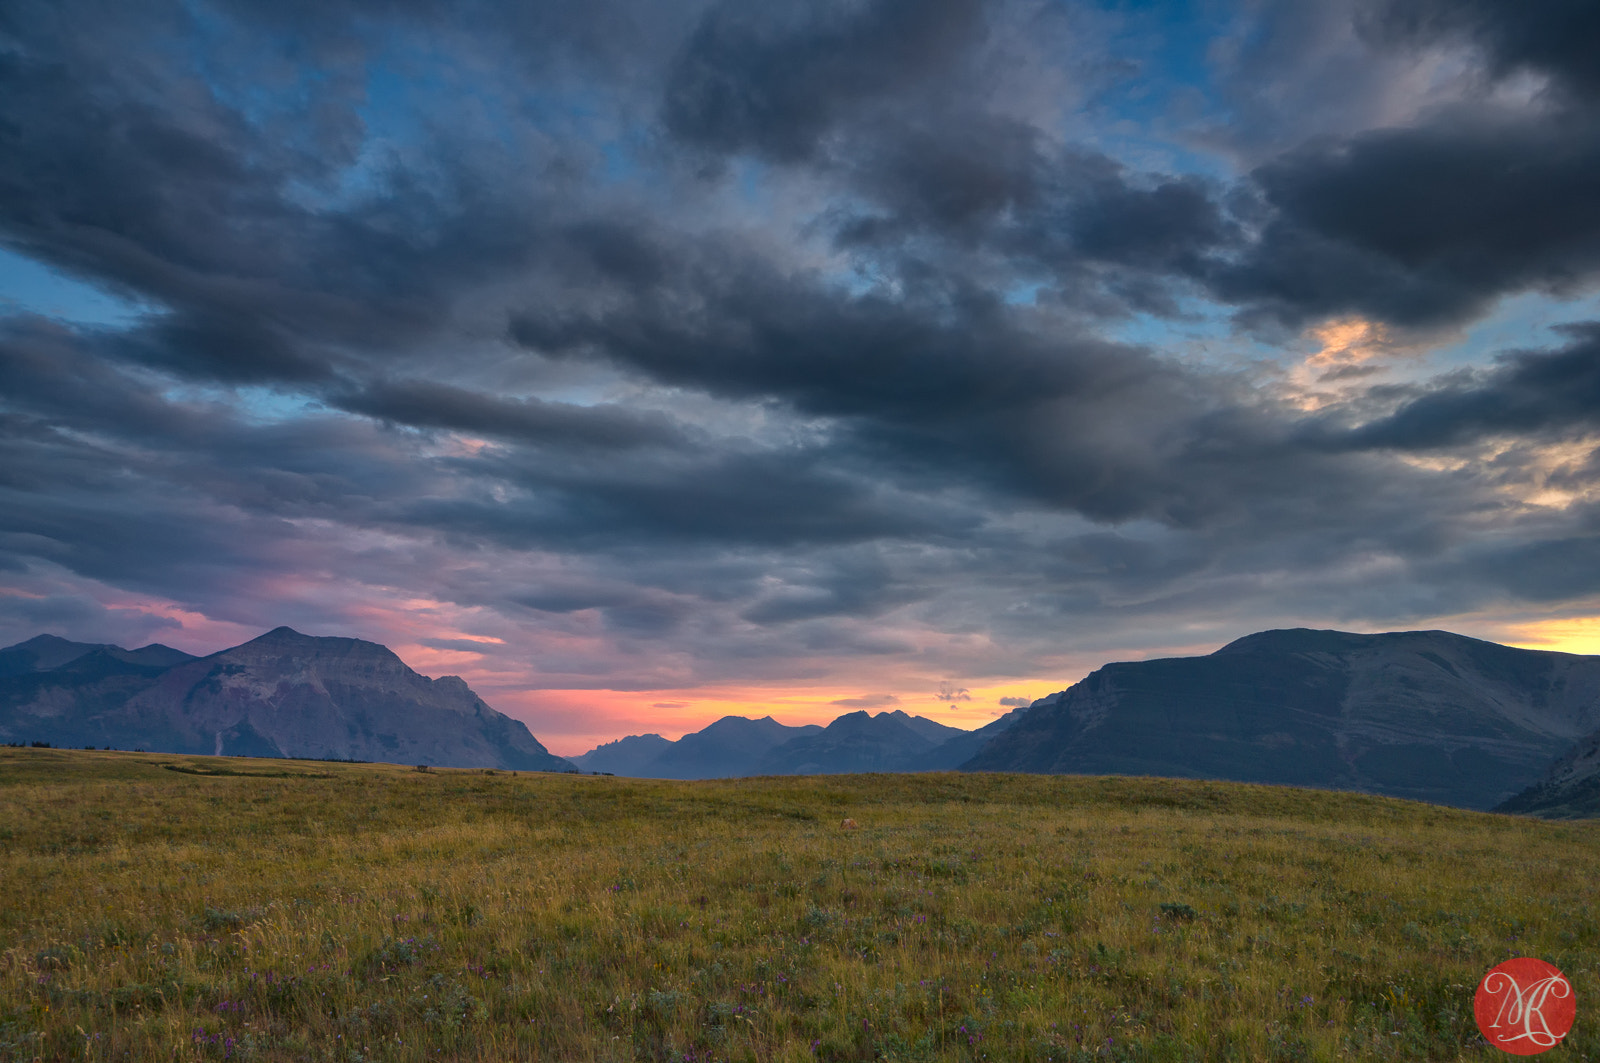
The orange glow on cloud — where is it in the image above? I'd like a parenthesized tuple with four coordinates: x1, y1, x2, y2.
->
(93, 594, 261, 654)
(1306, 317, 1388, 366)
(1286, 315, 1419, 412)
(394, 644, 490, 672)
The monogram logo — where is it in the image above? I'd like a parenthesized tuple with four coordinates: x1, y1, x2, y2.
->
(1475, 958, 1577, 1056)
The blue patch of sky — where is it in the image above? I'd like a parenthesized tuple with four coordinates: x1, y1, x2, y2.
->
(1001, 282, 1045, 307)
(232, 386, 323, 425)
(1072, 0, 1240, 180)
(732, 158, 776, 215)
(1104, 297, 1286, 368)
(1425, 291, 1600, 370)
(598, 139, 638, 185)
(0, 247, 154, 327)
(275, 59, 428, 214)
(161, 383, 322, 426)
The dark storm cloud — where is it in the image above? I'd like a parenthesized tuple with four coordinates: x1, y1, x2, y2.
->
(1359, 0, 1600, 101)
(661, 0, 986, 162)
(406, 446, 967, 550)
(0, 0, 577, 385)
(513, 220, 1431, 531)
(834, 120, 1231, 306)
(331, 379, 688, 450)
(831, 115, 1046, 243)
(1432, 531, 1600, 605)
(742, 1, 1600, 333)
(739, 552, 916, 623)
(1208, 109, 1600, 329)
(512, 228, 1114, 420)
(1181, 0, 1600, 330)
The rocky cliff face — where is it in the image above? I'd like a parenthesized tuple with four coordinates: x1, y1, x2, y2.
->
(0, 627, 572, 771)
(963, 629, 1600, 811)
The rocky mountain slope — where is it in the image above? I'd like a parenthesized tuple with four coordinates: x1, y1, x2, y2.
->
(0, 628, 573, 771)
(1494, 724, 1600, 818)
(918, 708, 1026, 769)
(963, 628, 1600, 811)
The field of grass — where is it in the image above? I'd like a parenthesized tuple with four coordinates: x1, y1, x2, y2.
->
(1, 747, 1595, 1062)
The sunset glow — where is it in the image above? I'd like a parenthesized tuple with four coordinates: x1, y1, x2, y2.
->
(1502, 617, 1600, 658)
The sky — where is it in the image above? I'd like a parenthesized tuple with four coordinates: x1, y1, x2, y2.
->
(3, 0, 1600, 756)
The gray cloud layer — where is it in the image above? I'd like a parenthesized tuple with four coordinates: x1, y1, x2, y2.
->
(3, 0, 1600, 705)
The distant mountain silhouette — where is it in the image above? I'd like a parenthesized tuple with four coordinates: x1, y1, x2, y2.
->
(571, 709, 1013, 779)
(918, 708, 1026, 769)
(570, 733, 673, 775)
(649, 715, 823, 779)
(574, 716, 826, 779)
(753, 710, 966, 775)
(0, 634, 194, 677)
(962, 628, 1600, 811)
(0, 627, 573, 771)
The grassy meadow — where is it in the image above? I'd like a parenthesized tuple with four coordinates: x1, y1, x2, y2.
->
(0, 747, 1596, 1062)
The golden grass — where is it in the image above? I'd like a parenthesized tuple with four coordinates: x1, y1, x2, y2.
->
(1, 747, 1595, 1061)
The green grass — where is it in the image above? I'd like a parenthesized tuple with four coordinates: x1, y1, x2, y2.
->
(1, 747, 1596, 1062)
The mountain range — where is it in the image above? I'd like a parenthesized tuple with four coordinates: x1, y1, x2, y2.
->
(0, 627, 572, 771)
(570, 708, 1024, 778)
(4, 625, 1598, 817)
(968, 628, 1600, 812)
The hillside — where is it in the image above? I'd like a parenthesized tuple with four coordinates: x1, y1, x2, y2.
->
(964, 628, 1600, 810)
(1496, 723, 1600, 818)
(0, 628, 572, 771)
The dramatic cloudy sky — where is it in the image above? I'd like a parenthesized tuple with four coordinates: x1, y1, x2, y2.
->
(4, 0, 1600, 753)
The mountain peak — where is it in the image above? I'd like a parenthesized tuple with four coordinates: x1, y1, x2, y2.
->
(255, 625, 309, 642)
(233, 627, 401, 664)
(11, 634, 86, 650)
(1212, 628, 1382, 656)
(0, 634, 109, 676)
